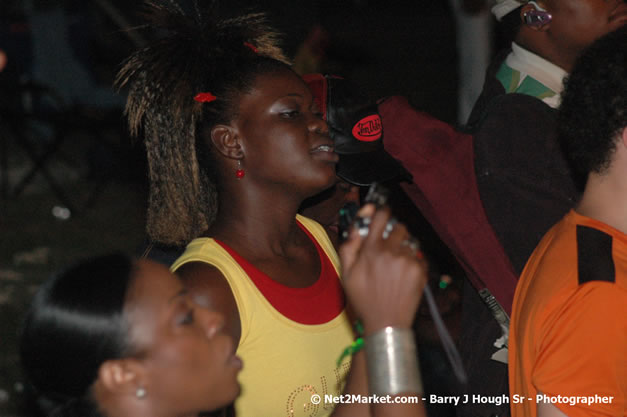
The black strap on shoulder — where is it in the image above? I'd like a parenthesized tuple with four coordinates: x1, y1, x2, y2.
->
(576, 225, 616, 285)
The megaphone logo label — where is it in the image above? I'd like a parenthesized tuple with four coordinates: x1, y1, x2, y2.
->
(352, 115, 382, 142)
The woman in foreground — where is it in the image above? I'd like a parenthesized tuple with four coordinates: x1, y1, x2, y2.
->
(20, 206, 426, 417)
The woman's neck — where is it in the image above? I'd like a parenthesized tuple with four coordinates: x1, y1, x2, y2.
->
(98, 394, 201, 417)
(208, 184, 308, 259)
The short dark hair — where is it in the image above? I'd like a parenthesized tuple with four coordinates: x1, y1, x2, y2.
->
(558, 26, 627, 176)
(116, 1, 291, 245)
(20, 253, 137, 417)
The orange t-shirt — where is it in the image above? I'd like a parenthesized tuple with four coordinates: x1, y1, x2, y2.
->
(509, 210, 627, 417)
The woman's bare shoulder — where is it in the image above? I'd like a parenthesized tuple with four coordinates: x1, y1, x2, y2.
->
(175, 261, 241, 343)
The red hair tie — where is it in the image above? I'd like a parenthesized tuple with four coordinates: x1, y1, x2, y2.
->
(194, 92, 217, 103)
(244, 42, 258, 54)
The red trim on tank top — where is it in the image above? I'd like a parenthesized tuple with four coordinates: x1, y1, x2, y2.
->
(214, 221, 345, 324)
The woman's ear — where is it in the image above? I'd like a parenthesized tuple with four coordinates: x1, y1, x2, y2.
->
(96, 358, 145, 396)
(210, 124, 244, 160)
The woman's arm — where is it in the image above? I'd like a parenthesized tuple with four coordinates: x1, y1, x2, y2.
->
(332, 205, 428, 417)
(176, 262, 242, 344)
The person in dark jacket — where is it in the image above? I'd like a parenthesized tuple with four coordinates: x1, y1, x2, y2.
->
(378, 1, 627, 415)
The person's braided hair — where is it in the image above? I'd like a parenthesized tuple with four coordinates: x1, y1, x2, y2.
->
(116, 0, 290, 245)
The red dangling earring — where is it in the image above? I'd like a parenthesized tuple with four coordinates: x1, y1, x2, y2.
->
(235, 160, 245, 179)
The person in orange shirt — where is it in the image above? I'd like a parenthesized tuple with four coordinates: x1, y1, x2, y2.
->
(508, 26, 627, 417)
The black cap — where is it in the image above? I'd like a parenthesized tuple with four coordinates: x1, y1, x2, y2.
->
(303, 73, 411, 186)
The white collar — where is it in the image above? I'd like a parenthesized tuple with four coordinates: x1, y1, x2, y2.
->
(505, 42, 568, 96)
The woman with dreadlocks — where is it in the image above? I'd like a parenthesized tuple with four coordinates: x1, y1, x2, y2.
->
(117, 2, 427, 417)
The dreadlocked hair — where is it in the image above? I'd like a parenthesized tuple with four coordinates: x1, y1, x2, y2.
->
(116, 0, 290, 245)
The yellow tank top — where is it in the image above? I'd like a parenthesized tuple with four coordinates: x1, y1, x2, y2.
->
(171, 215, 354, 417)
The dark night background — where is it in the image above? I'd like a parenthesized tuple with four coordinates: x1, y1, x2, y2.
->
(0, 1, 495, 416)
